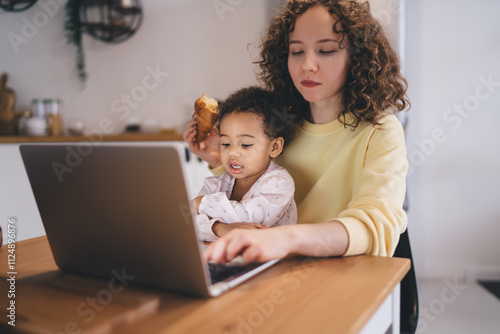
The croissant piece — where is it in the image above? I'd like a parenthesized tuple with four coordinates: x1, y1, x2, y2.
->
(193, 94, 218, 143)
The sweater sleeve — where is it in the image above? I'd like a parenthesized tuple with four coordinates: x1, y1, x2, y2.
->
(193, 213, 220, 242)
(198, 169, 296, 226)
(336, 117, 408, 257)
(192, 175, 224, 241)
(197, 175, 223, 197)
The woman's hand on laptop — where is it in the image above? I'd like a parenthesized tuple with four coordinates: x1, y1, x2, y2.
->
(204, 227, 292, 265)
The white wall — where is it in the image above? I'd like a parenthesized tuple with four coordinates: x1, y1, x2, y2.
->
(0, 0, 269, 134)
(405, 0, 500, 279)
(0, 144, 45, 241)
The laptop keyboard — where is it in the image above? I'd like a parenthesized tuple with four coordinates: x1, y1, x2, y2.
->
(208, 262, 256, 284)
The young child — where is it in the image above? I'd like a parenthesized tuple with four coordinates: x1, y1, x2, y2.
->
(191, 87, 297, 242)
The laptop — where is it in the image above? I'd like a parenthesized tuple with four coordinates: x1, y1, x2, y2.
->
(19, 143, 278, 297)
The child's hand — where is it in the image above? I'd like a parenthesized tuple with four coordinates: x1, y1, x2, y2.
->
(193, 196, 203, 213)
(212, 222, 268, 238)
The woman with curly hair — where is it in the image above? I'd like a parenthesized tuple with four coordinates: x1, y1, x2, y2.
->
(184, 0, 410, 263)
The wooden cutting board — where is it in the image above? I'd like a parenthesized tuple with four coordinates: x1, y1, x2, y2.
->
(0, 270, 160, 333)
(0, 72, 15, 120)
(0, 72, 16, 135)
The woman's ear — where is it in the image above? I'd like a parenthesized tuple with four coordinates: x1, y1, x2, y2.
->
(269, 137, 284, 158)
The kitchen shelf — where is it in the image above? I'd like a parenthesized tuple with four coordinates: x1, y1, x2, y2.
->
(112, 5, 142, 15)
(79, 0, 143, 43)
(0, 0, 37, 12)
(80, 0, 142, 16)
(82, 22, 133, 36)
(0, 132, 184, 144)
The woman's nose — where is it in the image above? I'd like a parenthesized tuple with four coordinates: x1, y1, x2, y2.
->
(302, 50, 318, 72)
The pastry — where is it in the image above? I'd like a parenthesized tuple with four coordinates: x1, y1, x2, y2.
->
(193, 94, 218, 142)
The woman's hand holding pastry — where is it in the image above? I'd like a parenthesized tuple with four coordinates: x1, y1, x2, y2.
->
(183, 119, 221, 168)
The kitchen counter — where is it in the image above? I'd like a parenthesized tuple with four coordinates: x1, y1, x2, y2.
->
(0, 132, 184, 143)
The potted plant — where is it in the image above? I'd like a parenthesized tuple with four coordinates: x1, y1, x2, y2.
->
(64, 0, 87, 83)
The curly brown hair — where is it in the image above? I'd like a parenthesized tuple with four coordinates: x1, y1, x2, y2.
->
(217, 86, 295, 148)
(256, 0, 410, 129)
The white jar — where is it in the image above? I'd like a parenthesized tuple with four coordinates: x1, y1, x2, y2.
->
(31, 98, 46, 117)
(17, 110, 32, 135)
(25, 117, 47, 136)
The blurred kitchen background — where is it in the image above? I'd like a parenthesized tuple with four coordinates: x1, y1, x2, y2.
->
(1, 0, 500, 332)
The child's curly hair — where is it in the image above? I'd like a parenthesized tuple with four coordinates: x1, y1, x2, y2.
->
(217, 86, 295, 148)
(256, 0, 410, 129)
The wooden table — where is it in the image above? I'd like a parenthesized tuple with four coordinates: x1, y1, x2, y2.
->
(0, 236, 410, 334)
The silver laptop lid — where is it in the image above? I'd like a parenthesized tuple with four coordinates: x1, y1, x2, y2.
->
(20, 144, 212, 297)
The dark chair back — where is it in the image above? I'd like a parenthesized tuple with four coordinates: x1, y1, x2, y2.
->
(393, 228, 419, 334)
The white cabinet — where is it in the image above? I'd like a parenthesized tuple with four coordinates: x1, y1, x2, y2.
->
(0, 144, 45, 242)
(0, 142, 211, 242)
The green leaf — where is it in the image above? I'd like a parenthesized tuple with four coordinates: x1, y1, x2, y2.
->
(64, 0, 87, 83)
